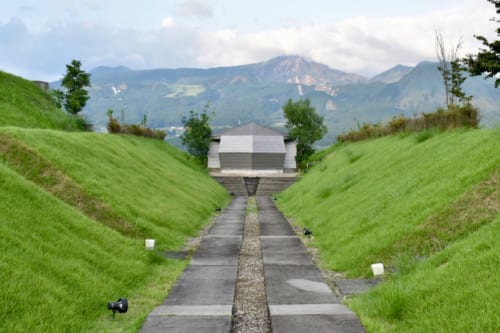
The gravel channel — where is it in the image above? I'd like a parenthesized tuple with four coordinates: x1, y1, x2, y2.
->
(231, 197, 271, 333)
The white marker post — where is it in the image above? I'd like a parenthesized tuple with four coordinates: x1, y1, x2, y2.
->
(145, 239, 155, 251)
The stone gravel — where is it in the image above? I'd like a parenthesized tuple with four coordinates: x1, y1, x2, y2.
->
(231, 197, 271, 333)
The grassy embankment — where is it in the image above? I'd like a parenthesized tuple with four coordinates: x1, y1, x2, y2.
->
(0, 72, 230, 331)
(278, 129, 500, 332)
(0, 71, 87, 130)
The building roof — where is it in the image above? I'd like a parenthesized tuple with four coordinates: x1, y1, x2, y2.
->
(214, 123, 289, 139)
(218, 135, 286, 154)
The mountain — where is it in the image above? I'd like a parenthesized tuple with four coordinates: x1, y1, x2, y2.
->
(369, 64, 414, 83)
(90, 65, 131, 77)
(248, 55, 367, 85)
(69, 56, 500, 145)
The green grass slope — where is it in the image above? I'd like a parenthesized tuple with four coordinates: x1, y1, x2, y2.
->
(0, 128, 230, 331)
(0, 71, 86, 130)
(278, 129, 500, 332)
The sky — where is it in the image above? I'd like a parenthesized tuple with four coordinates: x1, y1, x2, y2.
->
(0, 0, 497, 81)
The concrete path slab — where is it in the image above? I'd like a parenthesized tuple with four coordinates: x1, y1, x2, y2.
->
(269, 304, 355, 316)
(152, 305, 233, 316)
(260, 236, 314, 265)
(190, 236, 242, 266)
(208, 223, 244, 236)
(264, 264, 339, 304)
(163, 266, 238, 305)
(271, 315, 366, 333)
(260, 222, 295, 236)
(140, 316, 231, 333)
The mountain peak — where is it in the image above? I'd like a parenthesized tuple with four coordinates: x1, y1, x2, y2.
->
(370, 64, 414, 83)
(253, 55, 366, 86)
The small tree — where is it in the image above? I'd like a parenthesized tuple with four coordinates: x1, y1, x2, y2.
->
(181, 105, 213, 164)
(465, 0, 500, 87)
(282, 98, 327, 165)
(54, 60, 91, 114)
(435, 31, 470, 107)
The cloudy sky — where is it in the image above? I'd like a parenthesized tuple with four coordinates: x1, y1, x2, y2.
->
(0, 0, 496, 81)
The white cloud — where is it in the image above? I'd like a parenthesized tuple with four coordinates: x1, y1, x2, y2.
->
(195, 2, 494, 75)
(175, 0, 213, 18)
(0, 1, 496, 81)
(161, 16, 174, 29)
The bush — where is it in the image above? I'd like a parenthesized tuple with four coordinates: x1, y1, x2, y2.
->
(106, 112, 166, 141)
(337, 104, 480, 143)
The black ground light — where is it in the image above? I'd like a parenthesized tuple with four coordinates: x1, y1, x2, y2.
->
(108, 298, 128, 318)
(303, 228, 312, 237)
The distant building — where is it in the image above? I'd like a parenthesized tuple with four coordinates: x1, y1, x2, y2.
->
(32, 81, 49, 92)
(208, 123, 296, 175)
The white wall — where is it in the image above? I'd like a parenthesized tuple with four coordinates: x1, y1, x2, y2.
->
(208, 141, 220, 169)
(284, 141, 297, 170)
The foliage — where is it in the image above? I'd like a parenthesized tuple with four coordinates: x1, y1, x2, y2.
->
(282, 98, 327, 165)
(337, 104, 479, 142)
(435, 31, 471, 107)
(278, 129, 500, 331)
(55, 59, 92, 114)
(465, 0, 500, 87)
(107, 109, 166, 141)
(181, 105, 213, 164)
(0, 70, 88, 131)
(0, 128, 230, 331)
(450, 59, 472, 105)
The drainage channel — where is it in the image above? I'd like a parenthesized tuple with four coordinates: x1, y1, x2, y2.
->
(231, 196, 272, 333)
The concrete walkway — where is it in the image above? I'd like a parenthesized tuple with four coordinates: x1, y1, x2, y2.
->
(140, 197, 247, 332)
(257, 196, 366, 333)
(140, 196, 366, 333)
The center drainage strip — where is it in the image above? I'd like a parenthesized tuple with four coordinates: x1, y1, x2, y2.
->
(231, 196, 272, 333)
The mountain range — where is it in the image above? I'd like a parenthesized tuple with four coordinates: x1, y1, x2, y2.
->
(72, 55, 500, 145)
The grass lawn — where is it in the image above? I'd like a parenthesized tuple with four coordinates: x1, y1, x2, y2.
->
(0, 71, 87, 131)
(0, 128, 230, 331)
(278, 128, 500, 332)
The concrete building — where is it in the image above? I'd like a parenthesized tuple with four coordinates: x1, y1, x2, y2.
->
(208, 123, 296, 175)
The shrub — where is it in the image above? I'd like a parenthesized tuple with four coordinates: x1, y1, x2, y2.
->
(337, 104, 480, 143)
(106, 111, 166, 141)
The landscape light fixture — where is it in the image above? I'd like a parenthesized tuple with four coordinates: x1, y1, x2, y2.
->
(145, 239, 155, 251)
(371, 263, 384, 276)
(108, 298, 128, 318)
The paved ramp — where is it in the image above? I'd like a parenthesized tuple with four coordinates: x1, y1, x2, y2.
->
(141, 196, 366, 332)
